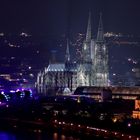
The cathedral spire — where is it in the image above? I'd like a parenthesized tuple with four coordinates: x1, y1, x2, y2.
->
(65, 38, 70, 62)
(86, 12, 92, 42)
(97, 13, 104, 42)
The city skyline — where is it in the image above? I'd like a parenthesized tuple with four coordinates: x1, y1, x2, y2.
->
(0, 0, 140, 90)
(0, 1, 140, 139)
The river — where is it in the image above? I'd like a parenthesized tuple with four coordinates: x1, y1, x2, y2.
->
(0, 130, 106, 140)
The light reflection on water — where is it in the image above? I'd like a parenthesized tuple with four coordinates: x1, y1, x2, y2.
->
(0, 131, 16, 140)
(0, 131, 80, 140)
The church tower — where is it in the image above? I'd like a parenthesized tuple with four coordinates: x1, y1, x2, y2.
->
(65, 38, 70, 62)
(92, 13, 109, 86)
(65, 38, 72, 90)
(77, 12, 93, 86)
(82, 12, 92, 63)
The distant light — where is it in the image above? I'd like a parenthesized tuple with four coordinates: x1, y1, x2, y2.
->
(10, 90, 15, 93)
(128, 123, 131, 127)
(132, 69, 135, 72)
(20, 92, 25, 98)
(77, 97, 81, 103)
(28, 66, 32, 70)
(19, 73, 23, 76)
(23, 79, 28, 82)
(1, 92, 9, 101)
(29, 73, 34, 77)
(29, 89, 32, 93)
(11, 57, 15, 59)
(16, 89, 20, 92)
(112, 118, 117, 123)
(8, 43, 16, 47)
(20, 32, 30, 37)
(1, 91, 4, 94)
(0, 33, 4, 36)
(36, 50, 39, 54)
(133, 61, 137, 64)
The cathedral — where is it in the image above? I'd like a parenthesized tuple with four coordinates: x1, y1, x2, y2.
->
(36, 13, 109, 94)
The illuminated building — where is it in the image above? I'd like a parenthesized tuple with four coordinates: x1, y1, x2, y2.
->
(77, 12, 93, 86)
(132, 99, 140, 119)
(92, 13, 109, 86)
(36, 39, 78, 94)
(36, 13, 109, 94)
(74, 86, 140, 100)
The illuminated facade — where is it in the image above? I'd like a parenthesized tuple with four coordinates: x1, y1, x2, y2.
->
(133, 99, 140, 119)
(77, 13, 109, 87)
(36, 13, 109, 94)
(92, 13, 109, 86)
(77, 12, 93, 86)
(36, 39, 78, 94)
(74, 86, 140, 100)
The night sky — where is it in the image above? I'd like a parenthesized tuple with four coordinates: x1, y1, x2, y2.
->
(0, 0, 140, 37)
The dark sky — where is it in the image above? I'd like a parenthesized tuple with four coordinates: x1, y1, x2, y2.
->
(0, 0, 140, 37)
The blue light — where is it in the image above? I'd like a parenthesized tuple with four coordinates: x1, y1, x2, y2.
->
(29, 89, 33, 97)
(20, 91, 25, 98)
(1, 91, 4, 94)
(0, 91, 9, 101)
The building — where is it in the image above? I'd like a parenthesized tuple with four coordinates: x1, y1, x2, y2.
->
(36, 13, 109, 95)
(74, 86, 140, 100)
(133, 98, 140, 119)
(92, 13, 109, 86)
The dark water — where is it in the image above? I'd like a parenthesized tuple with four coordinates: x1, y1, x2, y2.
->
(0, 131, 65, 140)
(0, 131, 73, 140)
(0, 130, 106, 140)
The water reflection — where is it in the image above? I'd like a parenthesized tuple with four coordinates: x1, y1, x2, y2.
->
(53, 132, 58, 140)
(61, 134, 66, 140)
(0, 131, 79, 140)
(0, 131, 16, 140)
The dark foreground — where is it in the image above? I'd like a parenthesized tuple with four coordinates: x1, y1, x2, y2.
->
(0, 130, 104, 140)
(0, 95, 140, 139)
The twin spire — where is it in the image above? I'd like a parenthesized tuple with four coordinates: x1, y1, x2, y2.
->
(65, 12, 104, 62)
(86, 12, 92, 42)
(86, 12, 104, 42)
(96, 13, 104, 42)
